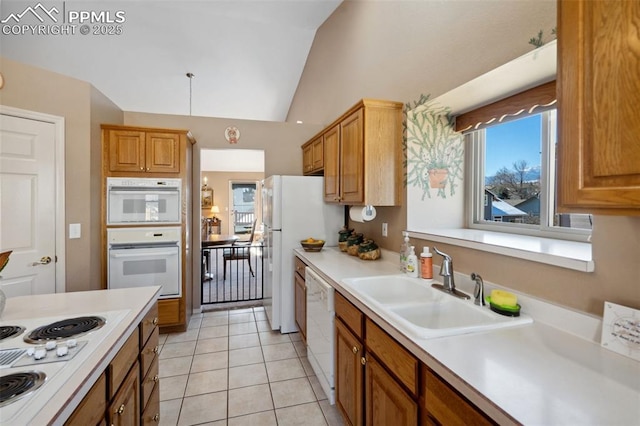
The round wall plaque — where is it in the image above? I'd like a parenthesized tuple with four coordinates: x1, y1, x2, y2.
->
(225, 126, 240, 144)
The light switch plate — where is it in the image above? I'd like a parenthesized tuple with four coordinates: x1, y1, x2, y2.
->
(69, 223, 81, 239)
(382, 223, 388, 237)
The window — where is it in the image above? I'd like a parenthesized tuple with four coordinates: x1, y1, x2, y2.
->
(467, 109, 592, 241)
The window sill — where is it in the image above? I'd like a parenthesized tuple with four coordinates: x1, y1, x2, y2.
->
(408, 228, 594, 272)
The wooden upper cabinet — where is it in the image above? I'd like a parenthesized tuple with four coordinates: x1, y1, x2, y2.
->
(321, 99, 402, 206)
(312, 136, 324, 171)
(323, 124, 340, 202)
(340, 108, 365, 204)
(302, 136, 325, 175)
(104, 126, 184, 174)
(146, 132, 180, 173)
(303, 142, 314, 174)
(557, 0, 640, 215)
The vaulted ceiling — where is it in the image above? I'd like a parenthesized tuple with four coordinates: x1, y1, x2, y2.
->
(1, 0, 342, 121)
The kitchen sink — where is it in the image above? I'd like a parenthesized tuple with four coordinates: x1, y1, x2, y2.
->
(341, 275, 445, 305)
(341, 275, 532, 339)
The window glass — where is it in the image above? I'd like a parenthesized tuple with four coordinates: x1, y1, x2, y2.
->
(471, 110, 592, 238)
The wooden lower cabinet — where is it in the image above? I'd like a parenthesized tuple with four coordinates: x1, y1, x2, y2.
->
(158, 298, 181, 328)
(141, 384, 161, 425)
(335, 318, 364, 426)
(334, 291, 496, 426)
(335, 291, 418, 426)
(109, 361, 140, 426)
(421, 366, 495, 426)
(365, 355, 418, 426)
(294, 256, 307, 341)
(66, 302, 159, 425)
(64, 373, 107, 426)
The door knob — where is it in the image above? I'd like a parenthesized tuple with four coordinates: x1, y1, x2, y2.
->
(31, 256, 52, 266)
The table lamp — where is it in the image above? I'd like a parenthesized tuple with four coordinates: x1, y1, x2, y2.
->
(210, 205, 220, 220)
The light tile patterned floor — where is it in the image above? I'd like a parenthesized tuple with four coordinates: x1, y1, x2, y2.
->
(158, 307, 344, 426)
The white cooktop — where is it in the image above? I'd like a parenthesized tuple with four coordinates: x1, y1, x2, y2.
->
(0, 310, 130, 425)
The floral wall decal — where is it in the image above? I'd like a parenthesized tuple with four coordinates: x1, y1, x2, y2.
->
(405, 96, 464, 199)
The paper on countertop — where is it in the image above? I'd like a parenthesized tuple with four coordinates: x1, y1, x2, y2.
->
(601, 301, 640, 362)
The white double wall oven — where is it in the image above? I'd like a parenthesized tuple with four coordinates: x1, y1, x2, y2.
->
(106, 177, 182, 299)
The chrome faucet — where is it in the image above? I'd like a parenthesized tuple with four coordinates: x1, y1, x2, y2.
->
(431, 247, 470, 299)
(471, 272, 485, 306)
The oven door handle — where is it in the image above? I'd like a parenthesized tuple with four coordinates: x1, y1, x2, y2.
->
(110, 251, 178, 258)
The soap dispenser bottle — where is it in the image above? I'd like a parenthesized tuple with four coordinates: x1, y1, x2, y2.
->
(400, 231, 410, 272)
(406, 246, 418, 277)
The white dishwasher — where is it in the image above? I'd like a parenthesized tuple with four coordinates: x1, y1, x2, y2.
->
(305, 267, 335, 404)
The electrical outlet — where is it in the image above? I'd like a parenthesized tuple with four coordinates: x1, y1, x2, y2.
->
(382, 222, 388, 237)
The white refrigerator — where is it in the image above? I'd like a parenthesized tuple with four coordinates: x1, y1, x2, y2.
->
(262, 175, 344, 333)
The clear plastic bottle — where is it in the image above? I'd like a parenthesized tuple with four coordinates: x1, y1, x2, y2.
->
(420, 246, 433, 279)
(400, 231, 410, 272)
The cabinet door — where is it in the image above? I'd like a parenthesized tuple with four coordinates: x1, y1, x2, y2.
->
(302, 143, 313, 175)
(65, 373, 107, 426)
(324, 124, 341, 202)
(340, 108, 365, 204)
(145, 132, 180, 173)
(335, 319, 364, 426)
(294, 272, 307, 342)
(557, 0, 640, 214)
(365, 355, 418, 426)
(108, 130, 146, 173)
(108, 361, 140, 426)
(312, 136, 324, 171)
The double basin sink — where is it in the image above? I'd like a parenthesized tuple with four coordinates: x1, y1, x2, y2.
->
(341, 275, 532, 339)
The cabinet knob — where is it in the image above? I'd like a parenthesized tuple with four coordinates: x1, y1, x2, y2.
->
(117, 403, 126, 415)
(153, 345, 160, 354)
(352, 346, 358, 354)
(140, 167, 144, 171)
(360, 357, 367, 365)
(145, 167, 150, 171)
(153, 374, 159, 383)
(152, 317, 158, 325)
(153, 413, 160, 422)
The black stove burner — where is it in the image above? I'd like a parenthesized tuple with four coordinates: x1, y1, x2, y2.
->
(0, 371, 46, 407)
(24, 316, 106, 344)
(0, 326, 25, 341)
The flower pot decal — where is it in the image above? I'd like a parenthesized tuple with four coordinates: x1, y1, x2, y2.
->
(428, 168, 448, 189)
(405, 96, 464, 199)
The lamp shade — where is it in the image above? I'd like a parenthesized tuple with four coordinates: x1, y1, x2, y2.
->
(210, 205, 220, 214)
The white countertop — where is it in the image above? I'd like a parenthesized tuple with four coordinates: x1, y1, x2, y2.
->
(295, 247, 640, 425)
(1, 286, 160, 425)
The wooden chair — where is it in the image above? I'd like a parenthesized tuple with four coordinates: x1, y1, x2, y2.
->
(222, 219, 257, 280)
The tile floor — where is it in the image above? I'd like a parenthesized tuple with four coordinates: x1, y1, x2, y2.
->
(158, 306, 344, 426)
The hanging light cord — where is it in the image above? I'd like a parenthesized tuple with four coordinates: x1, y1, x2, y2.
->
(186, 72, 195, 116)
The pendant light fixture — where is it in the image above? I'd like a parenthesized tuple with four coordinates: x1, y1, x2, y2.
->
(186, 72, 195, 116)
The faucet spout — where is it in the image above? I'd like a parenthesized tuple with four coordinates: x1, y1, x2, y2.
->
(431, 247, 470, 300)
(433, 247, 455, 292)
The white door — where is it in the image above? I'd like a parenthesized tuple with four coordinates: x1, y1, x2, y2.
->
(0, 114, 57, 297)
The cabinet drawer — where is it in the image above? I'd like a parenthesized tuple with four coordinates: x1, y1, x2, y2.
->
(294, 256, 307, 279)
(158, 298, 180, 326)
(335, 292, 363, 339)
(108, 328, 140, 398)
(422, 367, 494, 426)
(139, 303, 159, 347)
(141, 383, 160, 425)
(365, 318, 418, 397)
(140, 325, 159, 378)
(141, 356, 159, 411)
(65, 372, 107, 426)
